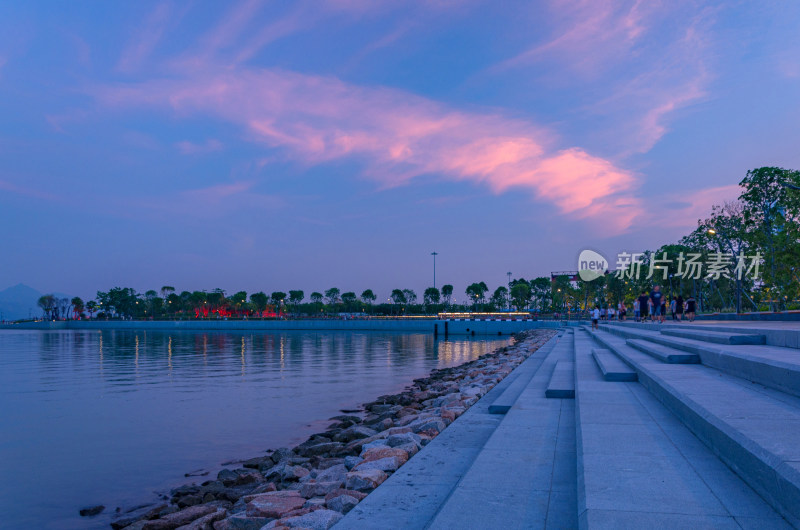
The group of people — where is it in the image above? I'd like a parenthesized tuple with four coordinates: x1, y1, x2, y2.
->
(590, 285, 698, 331)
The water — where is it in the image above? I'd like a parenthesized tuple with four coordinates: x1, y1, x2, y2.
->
(0, 329, 511, 529)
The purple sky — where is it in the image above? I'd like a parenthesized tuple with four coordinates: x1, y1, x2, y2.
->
(1, 1, 799, 301)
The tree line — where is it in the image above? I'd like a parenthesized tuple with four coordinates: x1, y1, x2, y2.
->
(33, 167, 800, 320)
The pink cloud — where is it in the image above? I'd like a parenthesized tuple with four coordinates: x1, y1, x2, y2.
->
(117, 3, 174, 73)
(91, 64, 641, 228)
(176, 139, 223, 155)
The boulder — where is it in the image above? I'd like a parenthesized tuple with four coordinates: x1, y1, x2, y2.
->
(324, 489, 367, 502)
(245, 490, 305, 518)
(280, 509, 343, 529)
(79, 505, 105, 517)
(174, 508, 226, 530)
(297, 442, 342, 457)
(111, 504, 169, 529)
(262, 462, 309, 483)
(352, 456, 403, 473)
(314, 464, 347, 484)
(332, 425, 377, 443)
(360, 447, 409, 464)
(213, 514, 270, 530)
(142, 505, 216, 530)
(344, 456, 363, 470)
(344, 469, 388, 491)
(298, 481, 342, 498)
(326, 494, 359, 514)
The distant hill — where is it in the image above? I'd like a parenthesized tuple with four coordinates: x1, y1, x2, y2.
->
(0, 284, 73, 321)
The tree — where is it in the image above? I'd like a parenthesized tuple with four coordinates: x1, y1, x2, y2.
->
(402, 289, 417, 308)
(465, 282, 488, 308)
(490, 286, 508, 310)
(310, 292, 323, 304)
(250, 292, 268, 316)
(325, 288, 341, 306)
(423, 287, 440, 311)
(390, 289, 406, 305)
(86, 300, 97, 319)
(71, 297, 85, 319)
(360, 289, 376, 305)
(270, 292, 287, 308)
(160, 286, 175, 299)
(441, 284, 454, 306)
(510, 282, 531, 310)
(341, 292, 357, 311)
(529, 277, 551, 312)
(289, 290, 304, 306)
(231, 291, 249, 315)
(37, 294, 55, 319)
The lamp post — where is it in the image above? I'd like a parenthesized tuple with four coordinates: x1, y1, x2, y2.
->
(707, 227, 742, 314)
(431, 251, 438, 290)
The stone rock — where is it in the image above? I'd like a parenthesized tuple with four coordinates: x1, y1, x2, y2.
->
(112, 504, 171, 529)
(177, 495, 203, 509)
(313, 457, 345, 470)
(213, 514, 270, 530)
(271, 447, 293, 463)
(343, 456, 363, 470)
(352, 456, 403, 473)
(298, 481, 342, 498)
(392, 442, 419, 457)
(330, 415, 362, 424)
(326, 494, 359, 514)
(175, 508, 226, 530)
(324, 489, 367, 502)
(142, 505, 216, 530)
(441, 409, 456, 423)
(79, 505, 105, 517)
(263, 462, 309, 483)
(332, 425, 376, 443)
(369, 404, 393, 414)
(245, 490, 305, 518)
(432, 393, 461, 407)
(408, 418, 446, 435)
(304, 497, 327, 509)
(217, 469, 238, 485)
(360, 447, 409, 464)
(386, 426, 412, 435)
(314, 464, 346, 484)
(344, 469, 388, 491)
(280, 509, 343, 529)
(298, 442, 342, 457)
(359, 439, 388, 454)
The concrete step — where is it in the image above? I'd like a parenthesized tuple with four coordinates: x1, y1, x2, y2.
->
(591, 328, 800, 527)
(602, 324, 800, 398)
(489, 335, 559, 414)
(426, 331, 577, 529)
(626, 338, 700, 364)
(605, 320, 800, 349)
(574, 329, 790, 529)
(591, 348, 637, 381)
(661, 328, 766, 345)
(546, 360, 575, 399)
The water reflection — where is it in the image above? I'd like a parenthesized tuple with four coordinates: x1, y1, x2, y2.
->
(1, 329, 510, 530)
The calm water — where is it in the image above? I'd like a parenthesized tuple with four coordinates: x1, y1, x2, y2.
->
(0, 329, 511, 529)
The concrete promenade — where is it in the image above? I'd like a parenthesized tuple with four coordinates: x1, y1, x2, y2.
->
(336, 320, 800, 529)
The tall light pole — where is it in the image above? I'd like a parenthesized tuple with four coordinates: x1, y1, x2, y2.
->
(431, 252, 438, 289)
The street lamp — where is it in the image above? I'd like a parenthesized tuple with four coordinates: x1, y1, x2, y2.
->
(431, 252, 438, 289)
(707, 227, 742, 314)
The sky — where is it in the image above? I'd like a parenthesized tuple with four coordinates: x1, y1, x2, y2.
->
(1, 0, 799, 301)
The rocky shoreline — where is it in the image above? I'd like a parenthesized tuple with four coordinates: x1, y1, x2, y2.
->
(96, 329, 555, 530)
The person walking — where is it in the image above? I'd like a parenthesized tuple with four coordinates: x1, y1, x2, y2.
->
(675, 294, 684, 321)
(619, 301, 627, 321)
(670, 297, 677, 321)
(591, 305, 600, 331)
(633, 298, 640, 322)
(637, 291, 650, 323)
(650, 285, 664, 323)
(686, 295, 697, 322)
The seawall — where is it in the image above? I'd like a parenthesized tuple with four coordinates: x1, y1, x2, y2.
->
(0, 319, 577, 336)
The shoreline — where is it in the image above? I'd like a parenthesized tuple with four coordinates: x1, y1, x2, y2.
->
(95, 329, 556, 529)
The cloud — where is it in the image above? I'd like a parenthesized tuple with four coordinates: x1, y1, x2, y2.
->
(0, 179, 59, 201)
(657, 184, 742, 230)
(92, 64, 641, 227)
(117, 3, 173, 73)
(176, 139, 223, 155)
